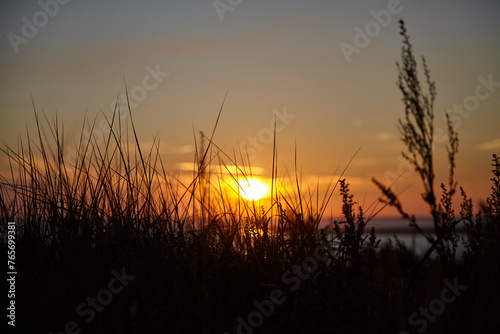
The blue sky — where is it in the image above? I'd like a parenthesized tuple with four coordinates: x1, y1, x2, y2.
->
(1, 0, 499, 216)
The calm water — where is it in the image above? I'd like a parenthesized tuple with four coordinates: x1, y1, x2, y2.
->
(367, 217, 467, 256)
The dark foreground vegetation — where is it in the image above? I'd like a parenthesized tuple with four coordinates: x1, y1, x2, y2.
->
(1, 21, 499, 334)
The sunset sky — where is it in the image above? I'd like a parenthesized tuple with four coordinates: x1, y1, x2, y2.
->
(1, 0, 499, 218)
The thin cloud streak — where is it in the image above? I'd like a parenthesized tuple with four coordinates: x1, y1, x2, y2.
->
(476, 138, 500, 151)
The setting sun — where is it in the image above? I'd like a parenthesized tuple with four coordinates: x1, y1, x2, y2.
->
(237, 178, 269, 201)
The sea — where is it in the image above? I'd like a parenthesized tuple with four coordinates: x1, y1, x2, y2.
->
(366, 217, 467, 256)
(319, 217, 468, 257)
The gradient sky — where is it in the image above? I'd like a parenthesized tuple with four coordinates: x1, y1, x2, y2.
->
(1, 0, 499, 218)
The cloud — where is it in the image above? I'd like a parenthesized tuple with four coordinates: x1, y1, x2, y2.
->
(304, 175, 368, 186)
(167, 145, 193, 155)
(476, 138, 500, 151)
(352, 158, 377, 167)
(352, 119, 364, 128)
(138, 142, 194, 155)
(176, 162, 264, 175)
(377, 132, 392, 142)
